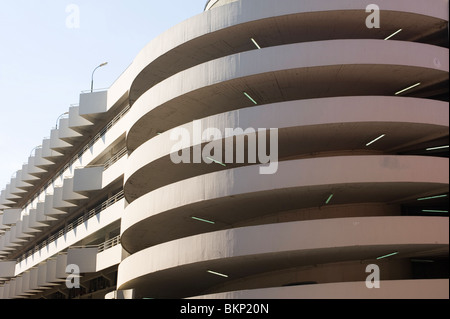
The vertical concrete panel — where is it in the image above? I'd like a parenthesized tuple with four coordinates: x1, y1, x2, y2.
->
(15, 276, 23, 297)
(46, 259, 58, 284)
(73, 167, 103, 192)
(56, 254, 68, 279)
(0, 261, 15, 278)
(79, 91, 108, 116)
(37, 264, 47, 287)
(67, 247, 98, 273)
(2, 209, 21, 226)
(22, 271, 31, 294)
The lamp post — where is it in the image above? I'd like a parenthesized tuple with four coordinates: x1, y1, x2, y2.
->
(30, 145, 42, 157)
(55, 112, 70, 129)
(90, 62, 108, 93)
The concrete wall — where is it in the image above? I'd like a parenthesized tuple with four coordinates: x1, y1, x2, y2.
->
(192, 279, 449, 299)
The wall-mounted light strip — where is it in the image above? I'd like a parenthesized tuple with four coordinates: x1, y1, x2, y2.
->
(207, 270, 228, 278)
(243, 92, 258, 105)
(426, 145, 449, 151)
(251, 38, 261, 49)
(395, 82, 421, 95)
(417, 194, 447, 201)
(376, 252, 399, 260)
(366, 134, 385, 146)
(206, 157, 226, 167)
(325, 194, 334, 205)
(422, 209, 448, 213)
(192, 217, 216, 224)
(384, 29, 402, 40)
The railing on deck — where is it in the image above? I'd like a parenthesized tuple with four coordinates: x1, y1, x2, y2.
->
(98, 235, 121, 253)
(103, 147, 127, 171)
(17, 190, 124, 263)
(25, 104, 130, 208)
(77, 147, 127, 171)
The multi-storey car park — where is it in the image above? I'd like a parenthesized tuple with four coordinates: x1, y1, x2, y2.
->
(0, 0, 448, 299)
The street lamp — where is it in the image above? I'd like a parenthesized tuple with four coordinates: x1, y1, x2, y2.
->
(91, 62, 108, 93)
(55, 112, 70, 129)
(30, 145, 42, 157)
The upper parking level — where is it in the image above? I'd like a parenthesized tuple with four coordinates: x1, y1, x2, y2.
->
(129, 0, 449, 107)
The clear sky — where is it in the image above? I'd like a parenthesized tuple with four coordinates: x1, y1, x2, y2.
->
(0, 0, 207, 191)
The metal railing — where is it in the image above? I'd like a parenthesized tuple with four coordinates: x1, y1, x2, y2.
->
(98, 235, 121, 253)
(69, 235, 121, 253)
(104, 147, 127, 170)
(77, 147, 127, 171)
(78, 104, 130, 156)
(25, 104, 130, 208)
(17, 190, 124, 263)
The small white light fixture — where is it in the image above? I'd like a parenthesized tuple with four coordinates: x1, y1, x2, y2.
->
(376, 252, 399, 260)
(422, 209, 448, 213)
(251, 38, 261, 49)
(192, 217, 216, 224)
(395, 82, 421, 95)
(325, 194, 334, 205)
(366, 134, 385, 146)
(243, 92, 258, 105)
(426, 145, 449, 151)
(384, 29, 402, 40)
(417, 194, 447, 201)
(206, 157, 226, 167)
(207, 270, 228, 278)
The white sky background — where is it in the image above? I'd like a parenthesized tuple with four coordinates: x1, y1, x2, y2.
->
(0, 0, 207, 190)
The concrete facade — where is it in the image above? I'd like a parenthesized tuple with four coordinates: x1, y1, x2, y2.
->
(0, 0, 448, 299)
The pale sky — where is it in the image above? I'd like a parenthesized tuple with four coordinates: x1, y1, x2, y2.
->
(0, 0, 207, 191)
